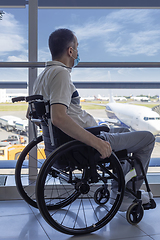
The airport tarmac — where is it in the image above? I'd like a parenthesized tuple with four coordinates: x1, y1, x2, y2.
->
(86, 109, 107, 118)
(0, 109, 107, 119)
(0, 110, 26, 119)
(0, 109, 160, 159)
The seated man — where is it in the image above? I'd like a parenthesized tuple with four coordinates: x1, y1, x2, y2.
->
(31, 28, 155, 211)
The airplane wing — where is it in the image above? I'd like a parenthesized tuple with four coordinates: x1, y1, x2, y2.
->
(95, 117, 120, 125)
(89, 103, 107, 107)
(86, 103, 127, 127)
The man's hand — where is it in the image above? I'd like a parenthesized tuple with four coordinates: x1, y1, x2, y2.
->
(95, 138, 112, 159)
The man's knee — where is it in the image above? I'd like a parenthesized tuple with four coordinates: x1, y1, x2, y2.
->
(145, 131, 155, 145)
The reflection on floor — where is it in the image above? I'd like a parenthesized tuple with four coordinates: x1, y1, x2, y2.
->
(0, 198, 160, 240)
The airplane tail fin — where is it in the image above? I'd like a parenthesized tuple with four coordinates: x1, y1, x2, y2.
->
(109, 92, 115, 103)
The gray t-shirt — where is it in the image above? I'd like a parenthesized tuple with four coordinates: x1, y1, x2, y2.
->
(33, 61, 97, 128)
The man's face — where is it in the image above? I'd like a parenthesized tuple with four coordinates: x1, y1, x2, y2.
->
(72, 35, 79, 58)
(69, 35, 79, 67)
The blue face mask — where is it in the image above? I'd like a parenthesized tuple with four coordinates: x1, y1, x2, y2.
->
(71, 48, 80, 67)
(73, 53, 80, 67)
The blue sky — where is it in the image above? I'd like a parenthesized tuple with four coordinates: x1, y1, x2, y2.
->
(0, 7, 160, 96)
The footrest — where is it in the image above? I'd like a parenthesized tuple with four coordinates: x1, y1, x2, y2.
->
(143, 199, 156, 210)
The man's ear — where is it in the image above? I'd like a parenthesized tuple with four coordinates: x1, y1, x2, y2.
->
(67, 46, 73, 57)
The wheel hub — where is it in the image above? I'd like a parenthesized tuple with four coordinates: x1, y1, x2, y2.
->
(76, 182, 90, 194)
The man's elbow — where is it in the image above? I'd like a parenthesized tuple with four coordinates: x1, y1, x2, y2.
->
(51, 115, 64, 128)
(51, 105, 68, 128)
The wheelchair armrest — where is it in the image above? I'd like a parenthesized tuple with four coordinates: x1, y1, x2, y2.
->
(86, 125, 110, 135)
(26, 95, 43, 102)
(12, 96, 26, 103)
(12, 95, 44, 103)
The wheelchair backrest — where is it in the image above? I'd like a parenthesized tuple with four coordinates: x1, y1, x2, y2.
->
(27, 95, 73, 149)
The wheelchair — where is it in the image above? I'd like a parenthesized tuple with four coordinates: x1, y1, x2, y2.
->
(12, 95, 156, 235)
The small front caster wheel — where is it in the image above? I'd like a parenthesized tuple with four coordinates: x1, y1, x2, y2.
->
(126, 202, 144, 225)
(94, 186, 110, 205)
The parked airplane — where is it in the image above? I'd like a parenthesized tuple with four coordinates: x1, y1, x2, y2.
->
(94, 97, 160, 135)
(97, 94, 109, 101)
(86, 96, 96, 101)
(97, 94, 127, 101)
(113, 96, 127, 101)
(130, 96, 150, 102)
(80, 96, 96, 102)
(105, 99, 160, 135)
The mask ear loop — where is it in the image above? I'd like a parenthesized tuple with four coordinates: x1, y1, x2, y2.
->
(69, 47, 80, 67)
(71, 47, 78, 57)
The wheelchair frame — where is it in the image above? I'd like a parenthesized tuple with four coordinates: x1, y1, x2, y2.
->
(12, 95, 156, 235)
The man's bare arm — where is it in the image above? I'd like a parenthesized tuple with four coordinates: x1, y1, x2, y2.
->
(51, 104, 112, 159)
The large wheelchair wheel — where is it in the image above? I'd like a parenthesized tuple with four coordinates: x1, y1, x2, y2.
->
(15, 135, 45, 208)
(36, 140, 125, 235)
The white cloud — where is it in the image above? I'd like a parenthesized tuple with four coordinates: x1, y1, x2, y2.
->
(68, 9, 160, 57)
(71, 17, 121, 41)
(7, 54, 28, 62)
(106, 9, 153, 25)
(0, 34, 26, 53)
(0, 12, 27, 55)
(104, 29, 160, 56)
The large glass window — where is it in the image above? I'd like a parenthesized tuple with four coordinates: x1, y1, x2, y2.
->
(0, 5, 160, 195)
(0, 7, 28, 188)
(38, 9, 160, 62)
(0, 8, 28, 62)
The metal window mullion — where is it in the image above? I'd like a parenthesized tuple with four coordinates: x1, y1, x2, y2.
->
(28, 0, 38, 180)
(0, 62, 160, 68)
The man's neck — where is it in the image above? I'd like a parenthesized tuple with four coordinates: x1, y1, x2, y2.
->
(53, 56, 72, 68)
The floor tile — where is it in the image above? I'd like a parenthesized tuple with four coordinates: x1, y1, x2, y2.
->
(31, 211, 74, 240)
(95, 213, 148, 240)
(134, 198, 160, 236)
(0, 198, 160, 240)
(117, 237, 152, 240)
(0, 200, 33, 216)
(150, 234, 160, 240)
(35, 209, 147, 240)
(0, 214, 49, 240)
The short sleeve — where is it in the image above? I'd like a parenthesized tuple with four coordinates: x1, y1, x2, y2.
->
(49, 68, 72, 108)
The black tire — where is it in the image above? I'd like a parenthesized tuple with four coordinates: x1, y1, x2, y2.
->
(15, 135, 45, 208)
(36, 140, 125, 235)
(94, 186, 110, 205)
(126, 203, 144, 225)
